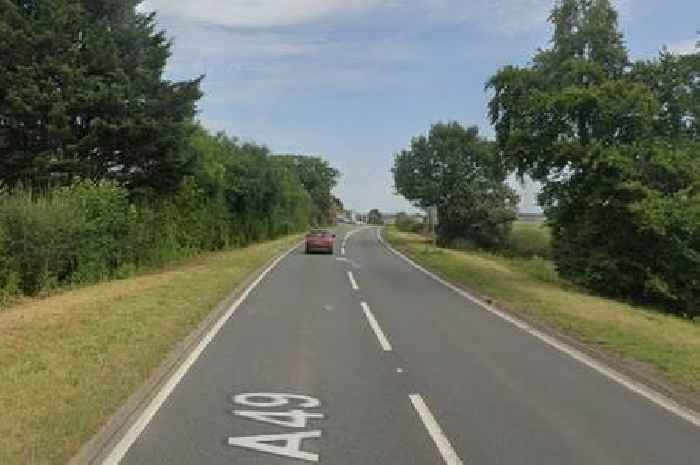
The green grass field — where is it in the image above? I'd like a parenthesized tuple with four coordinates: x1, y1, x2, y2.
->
(386, 228, 700, 395)
(0, 235, 299, 465)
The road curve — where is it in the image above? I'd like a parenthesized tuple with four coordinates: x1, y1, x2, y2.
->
(112, 226, 699, 465)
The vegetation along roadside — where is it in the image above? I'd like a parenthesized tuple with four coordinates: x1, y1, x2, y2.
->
(0, 3, 342, 464)
(0, 235, 300, 465)
(391, 0, 699, 318)
(386, 228, 700, 404)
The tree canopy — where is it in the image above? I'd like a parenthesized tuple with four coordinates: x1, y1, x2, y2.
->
(488, 0, 699, 315)
(0, 1, 342, 299)
(274, 155, 340, 225)
(393, 122, 518, 248)
(0, 0, 202, 194)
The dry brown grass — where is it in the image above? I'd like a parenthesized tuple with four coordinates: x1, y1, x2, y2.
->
(0, 236, 299, 465)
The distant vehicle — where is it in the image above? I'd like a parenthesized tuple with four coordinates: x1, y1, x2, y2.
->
(305, 229, 336, 254)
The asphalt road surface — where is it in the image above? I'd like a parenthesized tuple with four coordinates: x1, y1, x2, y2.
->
(113, 226, 699, 465)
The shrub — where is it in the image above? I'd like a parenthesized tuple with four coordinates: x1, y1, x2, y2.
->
(0, 127, 339, 302)
(0, 180, 236, 296)
(53, 180, 133, 284)
(549, 143, 699, 317)
(507, 222, 552, 258)
(0, 182, 132, 294)
(0, 150, 325, 300)
(395, 213, 425, 233)
(520, 256, 561, 285)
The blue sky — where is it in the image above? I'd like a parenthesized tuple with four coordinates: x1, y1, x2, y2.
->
(141, 0, 698, 213)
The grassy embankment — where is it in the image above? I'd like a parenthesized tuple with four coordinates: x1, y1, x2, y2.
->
(386, 224, 700, 395)
(0, 235, 299, 465)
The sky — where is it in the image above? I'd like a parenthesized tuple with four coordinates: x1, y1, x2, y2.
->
(140, 0, 699, 213)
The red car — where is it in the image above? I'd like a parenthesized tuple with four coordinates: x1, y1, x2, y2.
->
(305, 229, 336, 254)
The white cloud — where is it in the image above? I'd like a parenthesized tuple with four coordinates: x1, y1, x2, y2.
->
(169, 27, 329, 62)
(142, 0, 382, 28)
(143, 0, 636, 36)
(143, 0, 558, 35)
(197, 58, 420, 107)
(154, 0, 645, 106)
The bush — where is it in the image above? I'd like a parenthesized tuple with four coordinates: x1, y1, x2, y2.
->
(395, 213, 424, 233)
(445, 237, 477, 251)
(0, 182, 137, 295)
(0, 123, 341, 304)
(520, 256, 561, 285)
(53, 181, 134, 284)
(0, 188, 71, 295)
(0, 129, 330, 303)
(549, 143, 700, 318)
(437, 182, 518, 249)
(0, 180, 233, 298)
(506, 222, 552, 258)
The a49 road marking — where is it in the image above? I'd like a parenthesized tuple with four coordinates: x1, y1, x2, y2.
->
(228, 392, 324, 462)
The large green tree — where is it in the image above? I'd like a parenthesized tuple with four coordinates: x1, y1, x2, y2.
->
(488, 0, 699, 315)
(188, 128, 315, 242)
(274, 155, 340, 225)
(392, 122, 518, 248)
(0, 0, 202, 194)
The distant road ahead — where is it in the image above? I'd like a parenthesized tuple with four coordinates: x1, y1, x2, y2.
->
(112, 226, 698, 465)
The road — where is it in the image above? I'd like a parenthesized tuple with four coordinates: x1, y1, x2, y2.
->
(110, 226, 699, 465)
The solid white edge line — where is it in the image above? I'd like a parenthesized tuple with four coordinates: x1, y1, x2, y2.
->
(379, 229, 700, 429)
(347, 271, 359, 291)
(360, 301, 392, 351)
(101, 242, 302, 465)
(409, 394, 465, 465)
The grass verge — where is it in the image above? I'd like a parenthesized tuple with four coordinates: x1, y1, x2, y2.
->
(386, 228, 700, 396)
(0, 235, 299, 465)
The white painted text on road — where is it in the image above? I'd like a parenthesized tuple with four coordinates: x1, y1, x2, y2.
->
(228, 431, 322, 462)
(229, 393, 324, 462)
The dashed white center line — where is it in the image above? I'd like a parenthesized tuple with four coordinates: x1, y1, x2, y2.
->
(360, 302, 392, 351)
(347, 271, 359, 290)
(409, 394, 465, 465)
(340, 226, 368, 257)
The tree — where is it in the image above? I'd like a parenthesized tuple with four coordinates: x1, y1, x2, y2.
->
(367, 209, 384, 225)
(488, 0, 699, 315)
(0, 0, 203, 194)
(187, 128, 316, 243)
(274, 155, 340, 225)
(392, 122, 518, 248)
